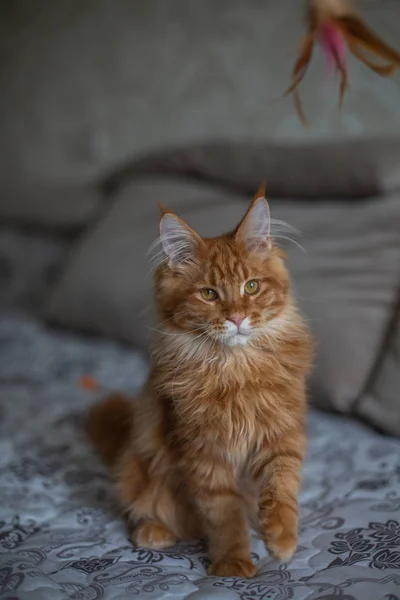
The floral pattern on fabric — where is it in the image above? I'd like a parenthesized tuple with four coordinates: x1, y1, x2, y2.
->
(0, 313, 400, 600)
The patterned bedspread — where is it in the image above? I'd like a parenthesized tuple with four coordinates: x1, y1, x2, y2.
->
(1, 313, 400, 600)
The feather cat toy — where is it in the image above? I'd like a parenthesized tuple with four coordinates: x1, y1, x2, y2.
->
(286, 0, 400, 125)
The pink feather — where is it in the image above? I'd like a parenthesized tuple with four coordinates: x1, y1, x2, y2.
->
(319, 23, 347, 76)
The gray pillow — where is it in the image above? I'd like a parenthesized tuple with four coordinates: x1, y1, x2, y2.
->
(46, 175, 400, 433)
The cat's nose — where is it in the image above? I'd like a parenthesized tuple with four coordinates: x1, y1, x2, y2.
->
(227, 315, 246, 329)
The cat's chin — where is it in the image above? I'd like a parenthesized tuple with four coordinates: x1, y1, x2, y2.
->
(224, 333, 251, 347)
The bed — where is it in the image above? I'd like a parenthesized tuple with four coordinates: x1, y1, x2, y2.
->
(1, 314, 400, 600)
(1, 138, 400, 599)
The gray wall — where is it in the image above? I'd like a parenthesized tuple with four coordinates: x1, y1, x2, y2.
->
(1, 0, 400, 186)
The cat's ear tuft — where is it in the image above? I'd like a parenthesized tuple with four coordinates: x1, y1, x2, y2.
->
(157, 202, 169, 216)
(235, 186, 271, 251)
(159, 212, 203, 266)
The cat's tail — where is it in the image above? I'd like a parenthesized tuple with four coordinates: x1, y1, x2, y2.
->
(86, 394, 133, 470)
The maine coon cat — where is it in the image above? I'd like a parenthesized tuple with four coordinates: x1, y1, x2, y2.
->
(87, 186, 312, 578)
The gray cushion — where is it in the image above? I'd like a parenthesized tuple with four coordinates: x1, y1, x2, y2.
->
(47, 179, 248, 345)
(108, 137, 400, 198)
(359, 308, 400, 436)
(46, 174, 400, 433)
(0, 181, 103, 229)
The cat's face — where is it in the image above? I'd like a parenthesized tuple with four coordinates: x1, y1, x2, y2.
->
(154, 188, 290, 348)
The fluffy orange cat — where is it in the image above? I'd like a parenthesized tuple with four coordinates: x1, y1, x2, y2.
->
(87, 185, 312, 578)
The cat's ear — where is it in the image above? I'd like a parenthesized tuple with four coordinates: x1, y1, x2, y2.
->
(159, 207, 204, 266)
(235, 183, 271, 251)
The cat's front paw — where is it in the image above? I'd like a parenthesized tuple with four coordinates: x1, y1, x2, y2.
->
(265, 532, 297, 562)
(260, 502, 298, 562)
(133, 520, 176, 550)
(209, 557, 257, 578)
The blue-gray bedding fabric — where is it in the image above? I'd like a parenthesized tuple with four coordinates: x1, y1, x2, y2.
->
(1, 312, 400, 600)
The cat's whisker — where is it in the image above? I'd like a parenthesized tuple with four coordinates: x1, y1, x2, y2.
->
(250, 330, 269, 353)
(172, 331, 210, 360)
(187, 320, 209, 328)
(255, 329, 279, 356)
(147, 236, 162, 255)
(270, 218, 306, 253)
(272, 235, 308, 256)
(149, 326, 205, 337)
(204, 340, 220, 364)
(193, 337, 211, 362)
(270, 218, 302, 237)
(148, 247, 166, 262)
(158, 315, 179, 325)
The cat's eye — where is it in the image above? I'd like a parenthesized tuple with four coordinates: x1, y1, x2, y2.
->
(200, 288, 218, 302)
(244, 280, 260, 295)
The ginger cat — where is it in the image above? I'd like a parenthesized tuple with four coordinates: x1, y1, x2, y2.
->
(87, 186, 312, 578)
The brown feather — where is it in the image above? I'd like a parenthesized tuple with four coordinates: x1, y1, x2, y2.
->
(283, 33, 316, 98)
(338, 14, 400, 67)
(283, 33, 316, 126)
(293, 89, 310, 127)
(346, 36, 397, 76)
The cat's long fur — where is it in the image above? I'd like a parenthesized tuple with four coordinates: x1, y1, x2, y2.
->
(87, 187, 312, 578)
